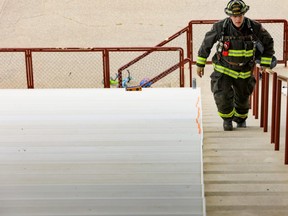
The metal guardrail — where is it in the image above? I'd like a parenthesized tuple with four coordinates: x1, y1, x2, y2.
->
(0, 47, 184, 89)
(253, 67, 288, 164)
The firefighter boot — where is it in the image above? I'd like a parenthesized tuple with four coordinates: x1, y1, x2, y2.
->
(237, 120, 247, 128)
(223, 119, 233, 131)
(233, 116, 247, 128)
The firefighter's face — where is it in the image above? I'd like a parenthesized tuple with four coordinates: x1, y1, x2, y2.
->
(230, 14, 245, 28)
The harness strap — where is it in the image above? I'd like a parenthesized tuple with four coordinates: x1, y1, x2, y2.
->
(222, 58, 245, 66)
(217, 18, 256, 67)
(224, 35, 253, 40)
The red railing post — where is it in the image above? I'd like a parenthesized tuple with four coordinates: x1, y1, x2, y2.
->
(271, 72, 278, 143)
(263, 72, 270, 132)
(253, 67, 260, 119)
(252, 67, 256, 115)
(260, 70, 265, 127)
(275, 79, 282, 151)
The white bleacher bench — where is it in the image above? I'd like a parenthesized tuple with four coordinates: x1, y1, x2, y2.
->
(0, 88, 205, 216)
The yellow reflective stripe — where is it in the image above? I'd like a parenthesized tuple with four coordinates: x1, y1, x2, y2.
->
(234, 111, 248, 119)
(260, 57, 272, 65)
(238, 72, 251, 79)
(213, 63, 251, 79)
(227, 1, 233, 8)
(218, 109, 248, 119)
(214, 64, 238, 78)
(218, 108, 235, 118)
(228, 49, 254, 57)
(196, 56, 207, 65)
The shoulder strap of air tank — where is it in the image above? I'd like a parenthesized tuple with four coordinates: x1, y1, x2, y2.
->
(221, 18, 229, 37)
(246, 18, 253, 33)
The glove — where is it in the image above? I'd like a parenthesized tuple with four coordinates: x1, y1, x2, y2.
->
(197, 66, 204, 78)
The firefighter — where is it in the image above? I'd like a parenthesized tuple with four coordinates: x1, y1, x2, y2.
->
(196, 0, 274, 131)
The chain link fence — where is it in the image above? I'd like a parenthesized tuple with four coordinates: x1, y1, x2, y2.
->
(0, 52, 27, 88)
(0, 47, 184, 89)
(114, 50, 183, 88)
(0, 19, 286, 89)
(32, 51, 103, 88)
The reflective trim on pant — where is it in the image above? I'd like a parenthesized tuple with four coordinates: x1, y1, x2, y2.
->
(218, 108, 248, 119)
(218, 108, 235, 119)
(213, 63, 251, 79)
(234, 110, 248, 119)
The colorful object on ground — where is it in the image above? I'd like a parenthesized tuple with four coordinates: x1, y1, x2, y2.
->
(122, 70, 132, 88)
(140, 78, 152, 87)
(125, 86, 142, 91)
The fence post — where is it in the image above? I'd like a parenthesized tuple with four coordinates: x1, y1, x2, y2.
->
(179, 50, 185, 87)
(25, 49, 34, 89)
(187, 23, 193, 87)
(188, 22, 193, 61)
(102, 49, 110, 88)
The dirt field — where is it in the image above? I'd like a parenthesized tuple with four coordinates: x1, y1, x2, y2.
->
(0, 0, 287, 48)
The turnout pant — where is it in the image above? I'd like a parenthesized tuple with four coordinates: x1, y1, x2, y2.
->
(210, 71, 256, 122)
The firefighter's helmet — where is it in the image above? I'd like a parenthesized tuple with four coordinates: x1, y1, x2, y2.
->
(224, 0, 249, 16)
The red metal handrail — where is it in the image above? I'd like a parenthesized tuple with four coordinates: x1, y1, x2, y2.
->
(140, 58, 191, 88)
(253, 68, 288, 164)
(117, 26, 189, 76)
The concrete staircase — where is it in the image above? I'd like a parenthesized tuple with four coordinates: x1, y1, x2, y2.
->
(198, 66, 288, 216)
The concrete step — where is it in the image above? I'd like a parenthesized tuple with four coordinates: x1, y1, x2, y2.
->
(200, 70, 288, 216)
